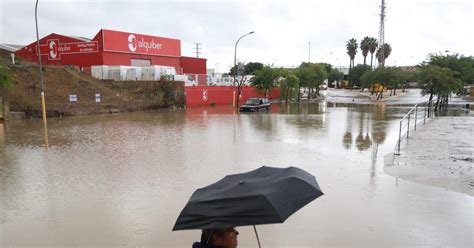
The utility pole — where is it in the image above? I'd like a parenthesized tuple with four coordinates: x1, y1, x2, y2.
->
(377, 0, 386, 67)
(193, 43, 201, 58)
(308, 42, 311, 63)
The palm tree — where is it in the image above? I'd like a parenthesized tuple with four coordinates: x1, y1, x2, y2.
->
(360, 37, 371, 66)
(376, 43, 392, 67)
(346, 38, 358, 86)
(368, 37, 378, 69)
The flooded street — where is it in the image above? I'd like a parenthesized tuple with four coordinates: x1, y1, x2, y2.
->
(0, 103, 472, 247)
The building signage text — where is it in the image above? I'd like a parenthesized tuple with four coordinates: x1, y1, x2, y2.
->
(102, 30, 180, 57)
(37, 39, 99, 60)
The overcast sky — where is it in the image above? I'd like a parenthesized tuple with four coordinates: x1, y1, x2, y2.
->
(1, 0, 472, 72)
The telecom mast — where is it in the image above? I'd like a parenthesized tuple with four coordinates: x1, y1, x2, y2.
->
(377, 0, 386, 67)
(193, 43, 202, 58)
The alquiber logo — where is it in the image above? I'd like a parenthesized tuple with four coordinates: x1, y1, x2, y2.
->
(128, 34, 137, 52)
(128, 33, 163, 53)
(49, 40, 58, 59)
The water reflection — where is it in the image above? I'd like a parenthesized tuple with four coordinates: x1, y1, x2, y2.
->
(248, 114, 278, 140)
(278, 102, 324, 115)
(341, 104, 389, 152)
(3, 111, 187, 149)
(343, 106, 354, 149)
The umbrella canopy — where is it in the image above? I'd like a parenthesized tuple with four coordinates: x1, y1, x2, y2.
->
(173, 166, 323, 231)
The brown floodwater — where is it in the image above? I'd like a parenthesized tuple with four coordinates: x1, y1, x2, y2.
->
(0, 103, 472, 247)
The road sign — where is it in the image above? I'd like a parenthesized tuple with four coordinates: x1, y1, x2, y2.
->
(69, 95, 77, 102)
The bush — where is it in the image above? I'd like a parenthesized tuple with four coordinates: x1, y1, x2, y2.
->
(0, 64, 13, 91)
(154, 76, 177, 106)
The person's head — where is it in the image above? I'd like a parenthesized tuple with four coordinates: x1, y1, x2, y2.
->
(201, 227, 239, 248)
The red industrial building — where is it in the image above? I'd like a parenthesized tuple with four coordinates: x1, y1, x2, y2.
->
(16, 29, 280, 107)
(16, 29, 207, 83)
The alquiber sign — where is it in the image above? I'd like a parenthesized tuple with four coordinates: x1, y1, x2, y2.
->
(37, 39, 99, 60)
(102, 29, 181, 57)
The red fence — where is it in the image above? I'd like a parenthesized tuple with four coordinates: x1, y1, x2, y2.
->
(185, 86, 280, 107)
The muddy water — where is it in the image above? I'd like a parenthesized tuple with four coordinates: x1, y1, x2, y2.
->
(0, 103, 472, 247)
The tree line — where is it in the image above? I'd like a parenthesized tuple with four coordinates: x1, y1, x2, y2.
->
(228, 52, 473, 108)
(228, 61, 343, 104)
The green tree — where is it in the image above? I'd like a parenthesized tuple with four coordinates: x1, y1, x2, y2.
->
(295, 63, 328, 100)
(376, 43, 392, 67)
(154, 75, 177, 106)
(280, 74, 299, 104)
(231, 62, 250, 107)
(320, 63, 332, 75)
(360, 37, 371, 66)
(417, 65, 462, 111)
(328, 68, 344, 88)
(351, 64, 371, 90)
(229, 62, 264, 76)
(250, 66, 281, 97)
(346, 38, 358, 86)
(425, 53, 474, 89)
(389, 68, 410, 96)
(368, 37, 378, 69)
(397, 69, 417, 93)
(360, 66, 402, 99)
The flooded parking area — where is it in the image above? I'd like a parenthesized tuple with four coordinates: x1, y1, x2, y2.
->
(0, 103, 472, 247)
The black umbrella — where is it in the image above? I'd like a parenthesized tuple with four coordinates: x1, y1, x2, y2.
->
(173, 166, 323, 247)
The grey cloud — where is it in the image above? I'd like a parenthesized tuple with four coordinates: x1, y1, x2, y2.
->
(1, 0, 472, 71)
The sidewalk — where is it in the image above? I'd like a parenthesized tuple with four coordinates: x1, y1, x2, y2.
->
(358, 89, 408, 102)
(324, 88, 407, 104)
(384, 116, 474, 196)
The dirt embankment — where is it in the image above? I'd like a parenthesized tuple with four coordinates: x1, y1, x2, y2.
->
(0, 55, 184, 118)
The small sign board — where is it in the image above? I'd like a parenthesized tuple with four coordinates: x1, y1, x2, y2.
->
(69, 95, 77, 102)
(95, 94, 101, 103)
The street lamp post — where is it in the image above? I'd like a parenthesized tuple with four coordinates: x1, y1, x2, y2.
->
(35, 0, 47, 127)
(320, 51, 333, 63)
(233, 31, 254, 107)
(233, 31, 255, 83)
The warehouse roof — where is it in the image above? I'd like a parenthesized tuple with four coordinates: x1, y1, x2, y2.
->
(62, 35, 92, 42)
(0, 43, 23, 52)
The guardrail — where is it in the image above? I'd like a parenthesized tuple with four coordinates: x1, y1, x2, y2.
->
(395, 101, 434, 155)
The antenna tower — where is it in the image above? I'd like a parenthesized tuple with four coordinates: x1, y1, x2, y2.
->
(193, 43, 202, 58)
(377, 0, 386, 67)
(308, 42, 311, 62)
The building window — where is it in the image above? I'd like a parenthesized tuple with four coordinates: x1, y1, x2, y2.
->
(131, 59, 151, 66)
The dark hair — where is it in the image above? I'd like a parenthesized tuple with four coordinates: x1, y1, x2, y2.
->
(200, 229, 229, 245)
(201, 229, 214, 244)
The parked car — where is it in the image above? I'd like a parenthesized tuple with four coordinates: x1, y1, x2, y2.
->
(239, 98, 271, 112)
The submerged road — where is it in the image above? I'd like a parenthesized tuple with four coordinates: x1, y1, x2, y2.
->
(0, 101, 472, 247)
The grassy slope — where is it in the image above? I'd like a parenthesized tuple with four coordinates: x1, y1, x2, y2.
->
(0, 55, 179, 117)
